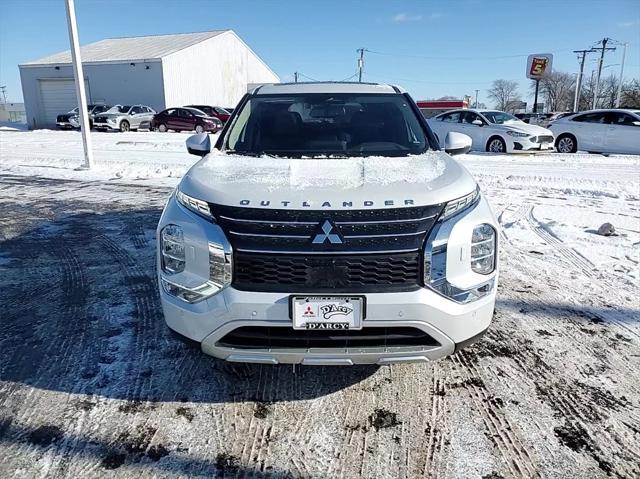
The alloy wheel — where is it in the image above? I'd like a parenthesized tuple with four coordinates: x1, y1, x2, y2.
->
(558, 137, 574, 153)
(489, 138, 505, 153)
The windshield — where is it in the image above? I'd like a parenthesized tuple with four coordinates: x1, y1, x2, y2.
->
(482, 111, 519, 124)
(185, 107, 207, 116)
(107, 105, 131, 114)
(225, 93, 428, 157)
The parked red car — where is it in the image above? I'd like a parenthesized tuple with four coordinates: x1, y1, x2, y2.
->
(151, 107, 223, 133)
(185, 104, 231, 123)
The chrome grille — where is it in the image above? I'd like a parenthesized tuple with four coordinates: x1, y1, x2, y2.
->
(211, 203, 444, 254)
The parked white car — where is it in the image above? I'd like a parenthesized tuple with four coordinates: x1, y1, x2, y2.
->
(549, 109, 640, 155)
(427, 109, 555, 153)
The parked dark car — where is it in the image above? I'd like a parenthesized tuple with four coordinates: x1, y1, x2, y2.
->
(184, 104, 231, 123)
(56, 104, 111, 129)
(150, 107, 223, 133)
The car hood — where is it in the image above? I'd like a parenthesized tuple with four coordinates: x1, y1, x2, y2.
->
(97, 112, 125, 119)
(179, 150, 477, 209)
(494, 122, 552, 136)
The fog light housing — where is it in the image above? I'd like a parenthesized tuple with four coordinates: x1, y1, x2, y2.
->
(471, 224, 496, 274)
(160, 224, 185, 273)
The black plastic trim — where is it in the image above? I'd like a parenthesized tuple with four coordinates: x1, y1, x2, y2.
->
(167, 326, 202, 350)
(454, 327, 489, 354)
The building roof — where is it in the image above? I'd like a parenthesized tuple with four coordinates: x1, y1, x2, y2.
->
(21, 31, 228, 66)
(254, 82, 402, 95)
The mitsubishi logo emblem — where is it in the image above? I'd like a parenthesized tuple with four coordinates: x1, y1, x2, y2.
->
(312, 220, 343, 244)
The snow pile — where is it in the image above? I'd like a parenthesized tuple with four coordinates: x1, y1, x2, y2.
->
(199, 151, 446, 190)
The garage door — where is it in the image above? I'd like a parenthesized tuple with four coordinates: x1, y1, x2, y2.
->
(39, 79, 90, 126)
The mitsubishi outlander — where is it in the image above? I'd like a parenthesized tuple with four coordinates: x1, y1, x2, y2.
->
(157, 82, 499, 365)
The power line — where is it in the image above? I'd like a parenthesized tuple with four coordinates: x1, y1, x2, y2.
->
(297, 72, 320, 82)
(363, 47, 577, 61)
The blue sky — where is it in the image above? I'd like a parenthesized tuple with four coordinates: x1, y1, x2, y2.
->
(1, 0, 639, 106)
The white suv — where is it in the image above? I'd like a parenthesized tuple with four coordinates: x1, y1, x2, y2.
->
(157, 82, 499, 365)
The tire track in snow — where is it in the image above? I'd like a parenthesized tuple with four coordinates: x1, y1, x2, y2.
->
(93, 234, 161, 404)
(452, 351, 540, 478)
(526, 206, 595, 277)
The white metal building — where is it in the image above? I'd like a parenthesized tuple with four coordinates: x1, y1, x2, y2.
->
(19, 30, 279, 129)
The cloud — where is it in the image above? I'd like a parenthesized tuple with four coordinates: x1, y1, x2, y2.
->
(392, 12, 444, 23)
(618, 19, 640, 27)
(392, 13, 423, 23)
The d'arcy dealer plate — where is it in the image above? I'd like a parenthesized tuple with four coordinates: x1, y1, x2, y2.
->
(291, 296, 364, 330)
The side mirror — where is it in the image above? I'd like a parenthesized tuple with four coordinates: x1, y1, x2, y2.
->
(444, 132, 472, 156)
(186, 133, 211, 157)
(471, 119, 484, 126)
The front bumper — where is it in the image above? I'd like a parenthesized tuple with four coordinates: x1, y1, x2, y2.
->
(93, 122, 118, 131)
(157, 193, 499, 365)
(510, 136, 554, 152)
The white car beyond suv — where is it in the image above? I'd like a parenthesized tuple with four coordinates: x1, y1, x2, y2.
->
(549, 109, 640, 155)
(428, 109, 555, 153)
(157, 82, 499, 365)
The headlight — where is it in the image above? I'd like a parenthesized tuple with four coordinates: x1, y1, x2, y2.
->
(160, 240, 232, 303)
(471, 224, 496, 274)
(506, 130, 529, 137)
(176, 188, 214, 220)
(440, 186, 479, 221)
(160, 224, 185, 273)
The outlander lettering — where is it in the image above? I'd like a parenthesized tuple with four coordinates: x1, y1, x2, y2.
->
(157, 82, 499, 365)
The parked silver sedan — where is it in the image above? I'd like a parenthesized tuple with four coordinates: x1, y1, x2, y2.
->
(93, 104, 156, 132)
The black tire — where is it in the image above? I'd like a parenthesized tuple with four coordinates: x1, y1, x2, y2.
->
(157, 123, 167, 133)
(486, 136, 507, 153)
(556, 134, 577, 153)
(195, 124, 205, 134)
(119, 120, 130, 132)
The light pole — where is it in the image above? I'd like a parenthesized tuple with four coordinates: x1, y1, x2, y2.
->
(616, 42, 627, 107)
(65, 0, 94, 169)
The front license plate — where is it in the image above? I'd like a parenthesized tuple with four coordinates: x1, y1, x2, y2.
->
(540, 143, 551, 150)
(291, 296, 364, 330)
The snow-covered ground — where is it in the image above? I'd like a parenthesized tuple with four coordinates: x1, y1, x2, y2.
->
(0, 130, 639, 478)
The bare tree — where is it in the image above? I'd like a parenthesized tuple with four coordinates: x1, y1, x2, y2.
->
(529, 71, 575, 111)
(620, 79, 640, 108)
(487, 80, 520, 111)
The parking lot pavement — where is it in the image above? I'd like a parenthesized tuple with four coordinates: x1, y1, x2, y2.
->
(0, 144, 639, 478)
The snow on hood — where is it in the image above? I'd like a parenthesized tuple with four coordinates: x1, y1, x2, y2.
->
(179, 150, 478, 209)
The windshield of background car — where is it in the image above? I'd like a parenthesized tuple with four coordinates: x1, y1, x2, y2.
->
(185, 107, 207, 116)
(225, 93, 428, 157)
(482, 111, 519, 124)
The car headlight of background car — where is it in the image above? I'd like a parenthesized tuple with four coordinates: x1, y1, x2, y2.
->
(506, 130, 529, 137)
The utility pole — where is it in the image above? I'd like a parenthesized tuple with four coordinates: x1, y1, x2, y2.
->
(615, 42, 627, 107)
(294, 71, 299, 83)
(0, 86, 6, 106)
(65, 0, 94, 169)
(533, 79, 540, 113)
(573, 49, 592, 112)
(592, 37, 616, 109)
(357, 48, 365, 83)
(474, 89, 479, 108)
